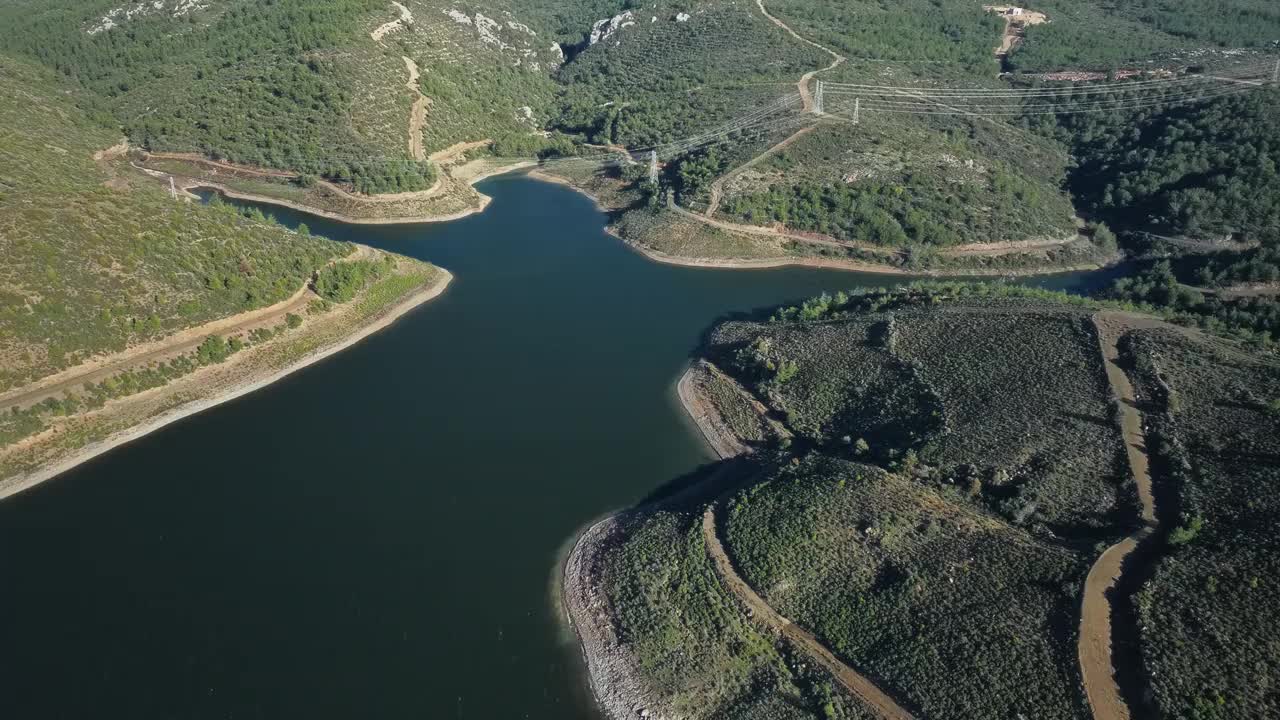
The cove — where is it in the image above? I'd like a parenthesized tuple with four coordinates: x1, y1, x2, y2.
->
(0, 174, 1117, 719)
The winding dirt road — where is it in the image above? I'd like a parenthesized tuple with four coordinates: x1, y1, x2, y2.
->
(702, 1, 844, 218)
(755, 0, 846, 112)
(1078, 313, 1162, 720)
(370, 0, 413, 42)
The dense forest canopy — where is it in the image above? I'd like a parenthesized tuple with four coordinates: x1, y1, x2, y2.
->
(1034, 87, 1280, 241)
(1011, 0, 1280, 71)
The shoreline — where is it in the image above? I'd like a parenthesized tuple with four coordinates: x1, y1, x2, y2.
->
(561, 512, 654, 720)
(0, 268, 453, 502)
(525, 169, 1116, 278)
(181, 160, 536, 225)
(621, 235, 1115, 277)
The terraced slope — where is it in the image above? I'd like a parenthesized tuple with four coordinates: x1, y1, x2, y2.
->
(0, 53, 448, 490)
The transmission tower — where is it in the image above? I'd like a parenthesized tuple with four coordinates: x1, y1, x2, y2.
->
(648, 150, 659, 184)
(1273, 57, 1279, 84)
(169, 176, 178, 201)
(853, 97, 860, 124)
(814, 79, 824, 115)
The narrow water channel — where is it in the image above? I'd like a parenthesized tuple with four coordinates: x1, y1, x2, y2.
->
(0, 174, 1116, 719)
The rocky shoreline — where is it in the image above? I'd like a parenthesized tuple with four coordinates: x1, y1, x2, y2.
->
(561, 366, 752, 720)
(562, 512, 672, 720)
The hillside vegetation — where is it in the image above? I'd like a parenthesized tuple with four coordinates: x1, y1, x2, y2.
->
(597, 508, 876, 720)
(1123, 327, 1280, 719)
(599, 287, 1155, 718)
(1010, 0, 1280, 72)
(0, 55, 345, 392)
(599, 285, 1280, 719)
(5, 0, 1274, 263)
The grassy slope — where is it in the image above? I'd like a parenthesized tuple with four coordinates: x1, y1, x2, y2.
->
(0, 54, 345, 391)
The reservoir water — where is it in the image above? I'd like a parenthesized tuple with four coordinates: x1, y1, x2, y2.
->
(0, 175, 1115, 719)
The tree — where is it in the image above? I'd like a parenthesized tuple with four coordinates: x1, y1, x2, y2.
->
(195, 335, 230, 365)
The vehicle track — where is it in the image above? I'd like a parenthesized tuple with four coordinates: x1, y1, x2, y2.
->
(402, 56, 428, 162)
(755, 0, 846, 112)
(679, 365, 914, 720)
(1078, 312, 1162, 720)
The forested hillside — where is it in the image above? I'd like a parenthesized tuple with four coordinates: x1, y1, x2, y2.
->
(0, 54, 344, 391)
(1040, 88, 1280, 242)
(0, 0, 439, 191)
(599, 287, 1141, 719)
(4, 0, 1272, 261)
(1011, 0, 1280, 72)
(0, 0, 607, 190)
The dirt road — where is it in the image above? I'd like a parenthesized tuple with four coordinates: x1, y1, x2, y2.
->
(370, 1, 413, 41)
(402, 56, 428, 162)
(0, 246, 372, 414)
(756, 0, 846, 112)
(0, 286, 314, 413)
(1078, 313, 1162, 720)
(701, 506, 915, 720)
(700, 1, 844, 218)
(669, 195, 902, 257)
(705, 124, 816, 217)
(428, 140, 492, 164)
(984, 6, 1048, 58)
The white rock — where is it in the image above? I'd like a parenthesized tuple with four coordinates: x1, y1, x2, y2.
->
(590, 10, 635, 45)
(87, 0, 208, 34)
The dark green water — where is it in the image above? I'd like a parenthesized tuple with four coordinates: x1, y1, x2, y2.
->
(0, 175, 1118, 719)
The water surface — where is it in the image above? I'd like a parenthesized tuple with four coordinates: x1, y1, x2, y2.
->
(0, 175, 1114, 719)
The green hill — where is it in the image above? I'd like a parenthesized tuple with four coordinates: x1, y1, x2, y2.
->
(592, 285, 1280, 719)
(0, 54, 345, 392)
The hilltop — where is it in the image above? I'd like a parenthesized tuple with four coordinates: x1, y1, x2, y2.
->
(566, 284, 1280, 720)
